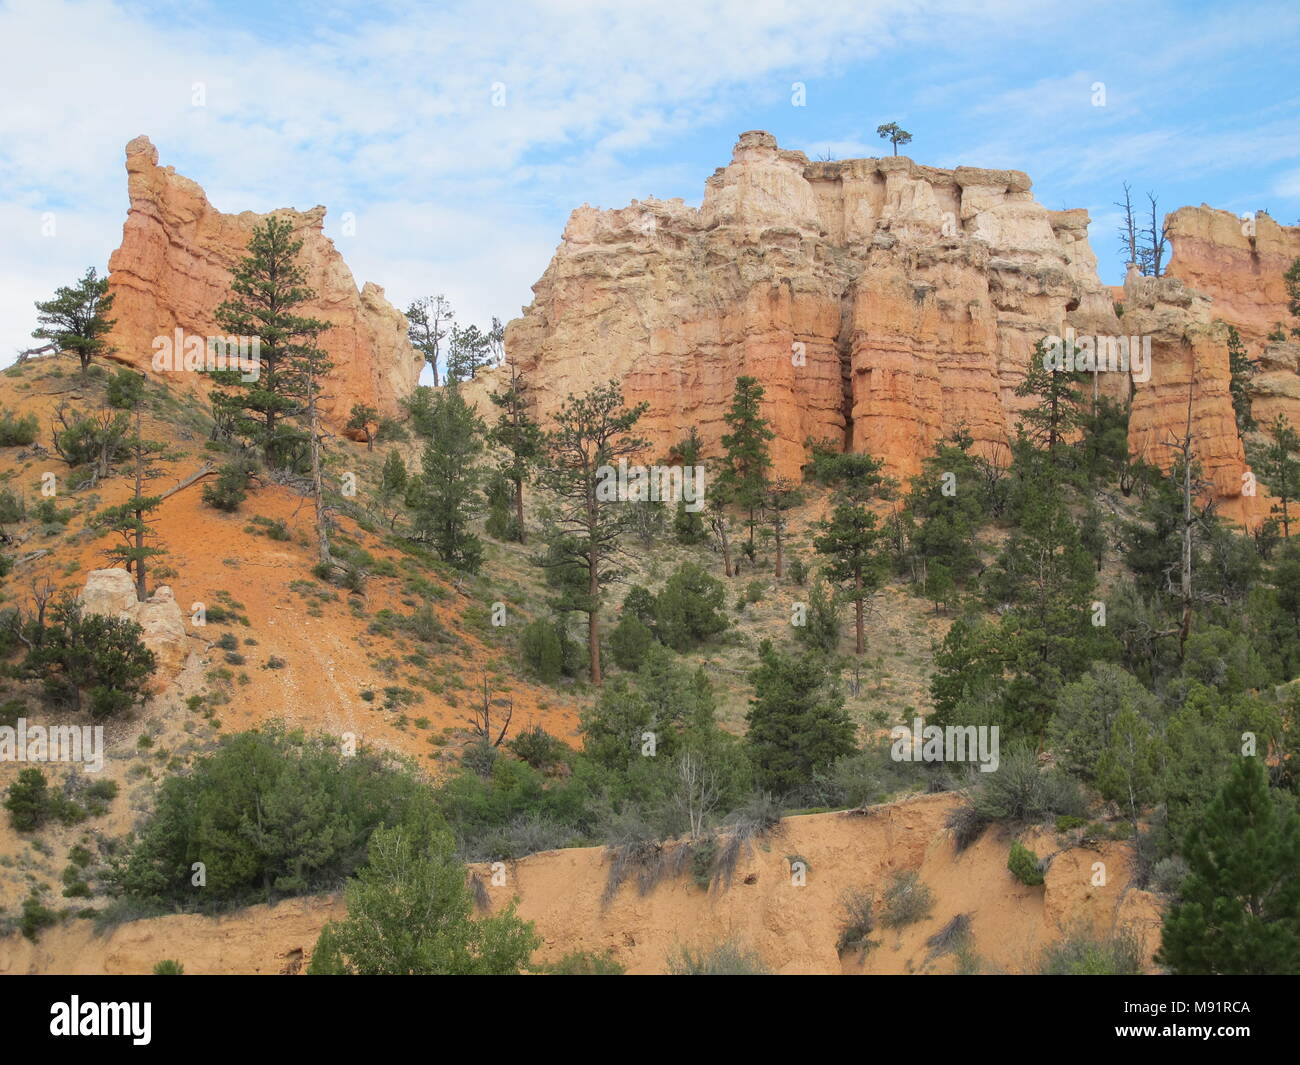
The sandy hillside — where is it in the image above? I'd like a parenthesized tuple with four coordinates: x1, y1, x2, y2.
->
(0, 797, 1161, 975)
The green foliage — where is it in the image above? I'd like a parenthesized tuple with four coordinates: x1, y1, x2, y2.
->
(609, 611, 654, 671)
(106, 368, 147, 409)
(536, 381, 649, 682)
(1039, 925, 1143, 975)
(5, 769, 52, 831)
(745, 641, 856, 796)
(667, 939, 770, 975)
(308, 824, 539, 974)
(793, 578, 840, 654)
(1227, 326, 1256, 434)
(152, 959, 185, 975)
(814, 500, 887, 654)
(879, 870, 933, 928)
(32, 266, 116, 374)
(22, 594, 156, 718)
(409, 382, 485, 571)
(836, 888, 877, 954)
(520, 618, 564, 683)
(1157, 757, 1300, 974)
(537, 949, 625, 975)
(209, 216, 332, 466)
(111, 726, 438, 910)
(1008, 841, 1045, 886)
(719, 376, 774, 551)
(0, 406, 39, 446)
(487, 365, 543, 543)
(654, 561, 728, 652)
(202, 460, 252, 512)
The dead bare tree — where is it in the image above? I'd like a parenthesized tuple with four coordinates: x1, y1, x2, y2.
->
(676, 751, 721, 840)
(1114, 182, 1139, 267)
(464, 673, 513, 748)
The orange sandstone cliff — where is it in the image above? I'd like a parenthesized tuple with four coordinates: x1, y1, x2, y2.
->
(503, 131, 1300, 525)
(104, 136, 423, 425)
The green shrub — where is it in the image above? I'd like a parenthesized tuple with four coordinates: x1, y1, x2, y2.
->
(879, 870, 934, 929)
(667, 939, 770, 975)
(21, 594, 156, 719)
(1008, 841, 1045, 886)
(5, 768, 52, 831)
(506, 725, 569, 771)
(538, 949, 624, 975)
(655, 562, 728, 652)
(1038, 925, 1143, 975)
(609, 612, 654, 671)
(520, 618, 564, 682)
(20, 893, 58, 941)
(111, 725, 439, 910)
(0, 406, 39, 446)
(202, 461, 251, 512)
(152, 959, 185, 975)
(836, 888, 877, 954)
(106, 368, 146, 409)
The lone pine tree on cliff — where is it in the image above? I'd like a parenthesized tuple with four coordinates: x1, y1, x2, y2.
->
(32, 266, 116, 377)
(876, 122, 912, 156)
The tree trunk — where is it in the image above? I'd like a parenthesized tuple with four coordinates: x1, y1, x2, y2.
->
(133, 406, 147, 601)
(514, 475, 526, 544)
(773, 521, 784, 578)
(854, 568, 864, 655)
(588, 563, 602, 686)
(308, 373, 331, 568)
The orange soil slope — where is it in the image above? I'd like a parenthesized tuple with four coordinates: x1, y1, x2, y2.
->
(0, 797, 1161, 976)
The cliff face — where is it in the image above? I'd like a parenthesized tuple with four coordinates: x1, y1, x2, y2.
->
(505, 132, 1300, 523)
(1163, 206, 1300, 496)
(506, 131, 1123, 483)
(105, 136, 423, 424)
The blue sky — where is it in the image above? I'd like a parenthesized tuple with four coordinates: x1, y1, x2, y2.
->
(2, 0, 1298, 369)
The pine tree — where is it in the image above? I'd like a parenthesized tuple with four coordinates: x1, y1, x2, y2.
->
(1015, 340, 1086, 468)
(89, 396, 167, 601)
(814, 503, 886, 655)
(745, 640, 856, 795)
(32, 267, 116, 377)
(1258, 414, 1300, 537)
(211, 216, 331, 468)
(1157, 757, 1300, 974)
(719, 376, 775, 557)
(409, 382, 484, 571)
(536, 381, 648, 685)
(1226, 326, 1256, 434)
(762, 477, 801, 578)
(308, 825, 539, 975)
(487, 362, 543, 543)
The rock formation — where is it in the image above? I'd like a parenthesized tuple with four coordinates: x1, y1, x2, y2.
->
(78, 568, 188, 683)
(104, 136, 423, 425)
(505, 130, 1121, 484)
(504, 132, 1300, 524)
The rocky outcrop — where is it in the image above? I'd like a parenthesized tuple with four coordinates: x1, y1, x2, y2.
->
(1166, 206, 1300, 347)
(506, 130, 1123, 483)
(1162, 206, 1300, 511)
(105, 136, 423, 425)
(78, 568, 188, 683)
